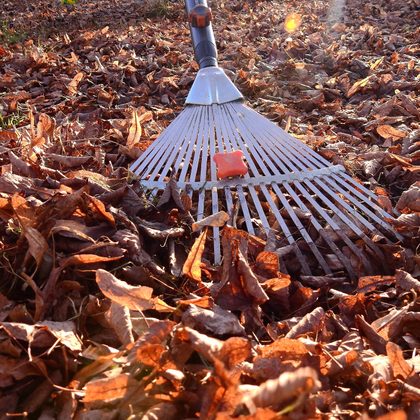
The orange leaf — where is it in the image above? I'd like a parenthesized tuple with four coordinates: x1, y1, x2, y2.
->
(126, 108, 142, 149)
(182, 228, 207, 282)
(84, 373, 137, 404)
(0, 130, 17, 141)
(96, 269, 173, 312)
(377, 125, 406, 140)
(347, 75, 372, 97)
(68, 72, 84, 95)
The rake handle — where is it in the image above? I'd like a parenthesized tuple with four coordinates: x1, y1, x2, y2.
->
(185, 0, 218, 68)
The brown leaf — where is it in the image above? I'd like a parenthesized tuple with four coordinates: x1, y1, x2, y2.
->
(65, 253, 123, 266)
(50, 220, 95, 242)
(106, 302, 134, 346)
(83, 373, 138, 405)
(262, 276, 291, 311)
(242, 367, 320, 411)
(396, 182, 420, 212)
(192, 211, 230, 232)
(133, 319, 175, 366)
(141, 403, 178, 420)
(175, 326, 223, 362)
(182, 304, 245, 336)
(136, 343, 166, 367)
(8, 151, 37, 177)
(218, 337, 251, 370)
(355, 315, 387, 354)
(286, 307, 325, 338)
(237, 248, 269, 304)
(82, 193, 115, 226)
(377, 125, 406, 140)
(47, 153, 92, 168)
(325, 349, 359, 376)
(24, 226, 49, 267)
(68, 72, 84, 95)
(96, 269, 173, 312)
(127, 108, 142, 149)
(386, 342, 420, 386)
(395, 270, 420, 293)
(0, 130, 17, 141)
(347, 75, 372, 97)
(182, 228, 207, 283)
(0, 173, 35, 195)
(21, 370, 61, 414)
(254, 251, 279, 278)
(157, 178, 185, 210)
(253, 338, 310, 380)
(0, 321, 82, 351)
(375, 411, 407, 420)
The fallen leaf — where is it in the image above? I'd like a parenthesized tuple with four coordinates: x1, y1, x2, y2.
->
(83, 373, 137, 405)
(192, 211, 230, 232)
(68, 72, 84, 95)
(96, 269, 173, 312)
(377, 125, 406, 140)
(106, 302, 134, 346)
(182, 304, 245, 336)
(182, 228, 207, 283)
(286, 307, 325, 338)
(126, 108, 142, 149)
(24, 227, 49, 267)
(242, 367, 320, 411)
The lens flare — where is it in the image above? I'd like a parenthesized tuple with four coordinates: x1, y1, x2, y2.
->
(284, 13, 302, 33)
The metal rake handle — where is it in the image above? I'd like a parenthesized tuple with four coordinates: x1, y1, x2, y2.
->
(185, 0, 218, 68)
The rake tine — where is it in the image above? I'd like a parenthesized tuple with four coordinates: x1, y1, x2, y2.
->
(130, 108, 190, 176)
(212, 105, 254, 234)
(237, 187, 255, 234)
(158, 107, 203, 182)
(291, 180, 377, 275)
(282, 182, 358, 278)
(321, 176, 396, 235)
(214, 104, 270, 235)
(205, 106, 221, 263)
(272, 183, 332, 274)
(147, 107, 198, 178)
(223, 104, 338, 272)
(224, 104, 338, 272)
(179, 108, 206, 183)
(237, 103, 396, 241)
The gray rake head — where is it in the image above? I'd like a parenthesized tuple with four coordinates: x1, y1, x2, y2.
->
(129, 101, 400, 279)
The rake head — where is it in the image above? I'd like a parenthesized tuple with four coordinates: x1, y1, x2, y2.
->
(130, 101, 400, 279)
(130, 0, 400, 279)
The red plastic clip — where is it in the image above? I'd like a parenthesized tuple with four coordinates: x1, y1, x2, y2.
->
(213, 150, 248, 179)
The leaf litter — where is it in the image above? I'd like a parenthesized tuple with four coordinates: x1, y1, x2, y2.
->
(0, 0, 419, 418)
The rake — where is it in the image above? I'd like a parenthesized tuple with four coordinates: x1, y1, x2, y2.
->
(130, 0, 399, 279)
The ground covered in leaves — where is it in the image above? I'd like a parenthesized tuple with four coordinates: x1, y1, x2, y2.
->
(0, 0, 419, 418)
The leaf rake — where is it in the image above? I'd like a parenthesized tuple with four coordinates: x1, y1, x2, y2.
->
(130, 0, 400, 279)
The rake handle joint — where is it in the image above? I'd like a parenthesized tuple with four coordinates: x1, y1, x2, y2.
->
(185, 0, 218, 68)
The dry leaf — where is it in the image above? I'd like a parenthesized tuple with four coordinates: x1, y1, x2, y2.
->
(182, 304, 245, 336)
(68, 72, 84, 95)
(192, 211, 230, 232)
(24, 227, 49, 267)
(127, 108, 142, 149)
(83, 373, 137, 405)
(242, 367, 320, 411)
(96, 269, 173, 312)
(377, 125, 406, 140)
(286, 307, 325, 338)
(182, 228, 207, 282)
(106, 302, 134, 346)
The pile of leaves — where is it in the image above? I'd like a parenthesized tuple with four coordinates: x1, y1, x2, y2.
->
(0, 0, 419, 418)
